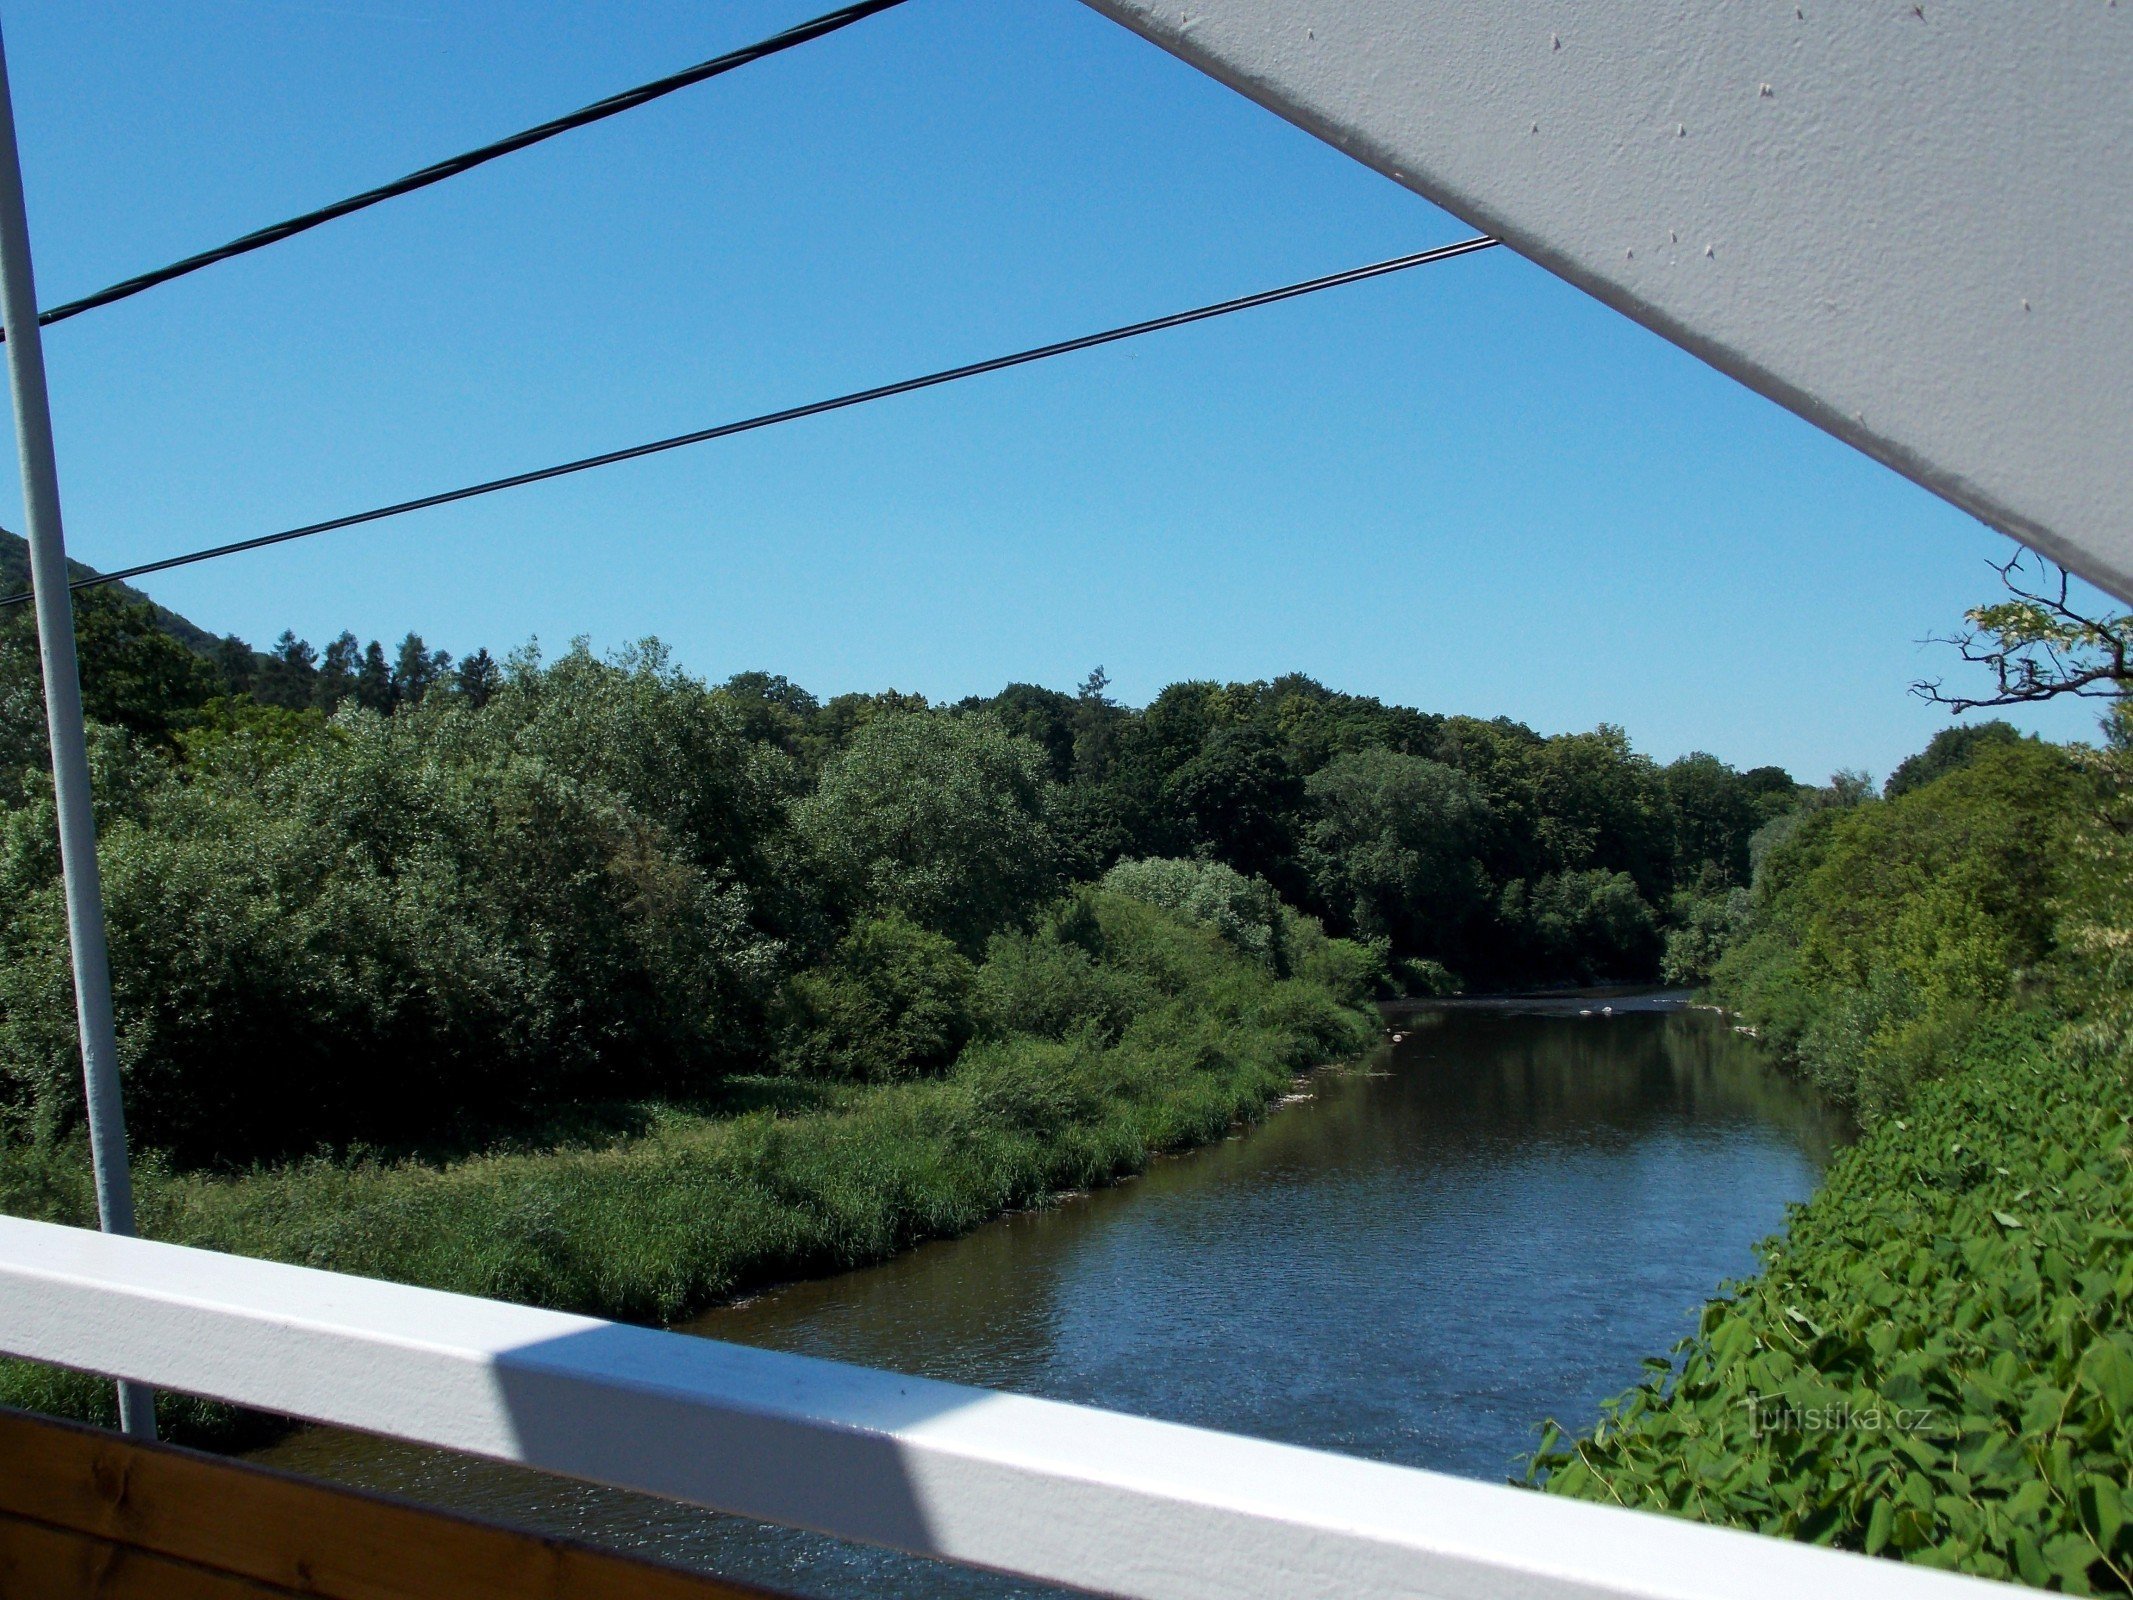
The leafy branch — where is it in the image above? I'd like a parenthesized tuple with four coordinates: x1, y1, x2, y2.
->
(1914, 552, 2133, 712)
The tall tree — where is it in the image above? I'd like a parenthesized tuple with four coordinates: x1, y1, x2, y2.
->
(1302, 748, 1489, 959)
(356, 640, 394, 713)
(454, 648, 500, 709)
(314, 632, 359, 712)
(1161, 724, 1303, 886)
(255, 631, 318, 711)
(977, 683, 1077, 783)
(1663, 752, 1763, 886)
(798, 711, 1059, 954)
(1070, 666, 1126, 784)
(392, 633, 449, 707)
(213, 635, 258, 697)
(1528, 726, 1677, 905)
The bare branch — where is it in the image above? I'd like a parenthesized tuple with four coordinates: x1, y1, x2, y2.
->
(1912, 551, 2133, 713)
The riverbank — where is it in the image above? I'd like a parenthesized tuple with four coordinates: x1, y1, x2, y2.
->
(1527, 736, 2133, 1591)
(1531, 1012, 2133, 1589)
(1383, 985, 1694, 1018)
(0, 892, 1378, 1445)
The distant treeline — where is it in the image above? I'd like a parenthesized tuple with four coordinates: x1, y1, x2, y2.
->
(0, 585, 1825, 1164)
(723, 664, 1814, 990)
(9, 589, 1821, 978)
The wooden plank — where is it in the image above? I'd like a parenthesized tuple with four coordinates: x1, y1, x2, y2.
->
(0, 1512, 296, 1600)
(0, 1408, 792, 1600)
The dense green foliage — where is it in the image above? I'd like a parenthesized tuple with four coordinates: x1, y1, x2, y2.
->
(1884, 720, 2032, 800)
(959, 681, 1794, 988)
(0, 592, 1807, 1168)
(1535, 717, 2133, 1591)
(1711, 742, 2086, 1117)
(1533, 1017, 2133, 1591)
(797, 710, 1059, 955)
(1100, 856, 1287, 967)
(0, 642, 798, 1161)
(777, 914, 977, 1083)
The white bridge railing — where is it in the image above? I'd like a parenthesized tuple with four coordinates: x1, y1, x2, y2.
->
(0, 1215, 2003, 1600)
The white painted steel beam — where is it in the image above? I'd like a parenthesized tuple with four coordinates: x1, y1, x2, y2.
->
(1077, 2, 2133, 601)
(0, 1218, 2005, 1600)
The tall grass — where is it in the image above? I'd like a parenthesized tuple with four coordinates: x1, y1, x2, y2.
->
(0, 891, 1377, 1443)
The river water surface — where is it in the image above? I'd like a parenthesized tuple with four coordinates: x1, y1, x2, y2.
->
(254, 999, 1845, 1597)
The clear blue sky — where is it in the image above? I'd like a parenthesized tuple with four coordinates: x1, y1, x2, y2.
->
(0, 0, 2104, 783)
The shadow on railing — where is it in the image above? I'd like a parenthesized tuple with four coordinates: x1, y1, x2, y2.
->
(0, 1215, 2009, 1600)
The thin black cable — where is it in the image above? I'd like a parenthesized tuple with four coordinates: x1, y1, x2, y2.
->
(0, 235, 1498, 607)
(0, 0, 908, 341)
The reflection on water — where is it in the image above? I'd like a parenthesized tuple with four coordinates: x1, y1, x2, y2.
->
(254, 1006, 1846, 1598)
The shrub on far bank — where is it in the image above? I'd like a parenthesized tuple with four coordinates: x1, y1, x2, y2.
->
(778, 914, 977, 1082)
(1100, 856, 1285, 968)
(1500, 869, 1659, 984)
(1662, 887, 1752, 987)
(0, 887, 1381, 1444)
(0, 649, 796, 1165)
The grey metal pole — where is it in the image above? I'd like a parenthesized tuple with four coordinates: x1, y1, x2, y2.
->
(0, 17, 155, 1441)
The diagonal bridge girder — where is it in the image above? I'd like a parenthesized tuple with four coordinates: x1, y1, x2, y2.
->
(1080, 2, 2133, 601)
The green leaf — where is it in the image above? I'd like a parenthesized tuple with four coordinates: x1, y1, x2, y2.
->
(2007, 1479, 2054, 1520)
(2012, 1530, 2051, 1588)
(2078, 1337, 2133, 1419)
(2077, 1475, 2123, 1549)
(1865, 1496, 1896, 1556)
(2042, 1530, 2103, 1587)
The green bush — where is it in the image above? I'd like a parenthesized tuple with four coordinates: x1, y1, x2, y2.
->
(1536, 732, 2133, 1591)
(0, 889, 1377, 1441)
(1100, 856, 1284, 967)
(0, 645, 793, 1162)
(797, 710, 1059, 955)
(779, 914, 977, 1082)
(1663, 887, 1753, 987)
(1390, 955, 1461, 997)
(1500, 869, 1659, 982)
(974, 895, 1158, 1043)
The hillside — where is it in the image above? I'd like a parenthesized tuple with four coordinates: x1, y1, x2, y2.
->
(0, 527, 224, 657)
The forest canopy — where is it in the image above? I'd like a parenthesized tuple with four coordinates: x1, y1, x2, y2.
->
(0, 588, 1813, 1166)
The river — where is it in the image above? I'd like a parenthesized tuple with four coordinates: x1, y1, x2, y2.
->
(253, 997, 1846, 1598)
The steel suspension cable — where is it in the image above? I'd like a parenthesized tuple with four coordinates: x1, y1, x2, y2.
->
(0, 235, 1498, 607)
(0, 0, 909, 340)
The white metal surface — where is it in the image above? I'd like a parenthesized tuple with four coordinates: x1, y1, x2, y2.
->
(0, 1217, 2005, 1600)
(1078, 1, 2133, 601)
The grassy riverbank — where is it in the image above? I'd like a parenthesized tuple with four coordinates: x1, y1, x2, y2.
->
(0, 888, 1377, 1443)
(1533, 741, 2133, 1592)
